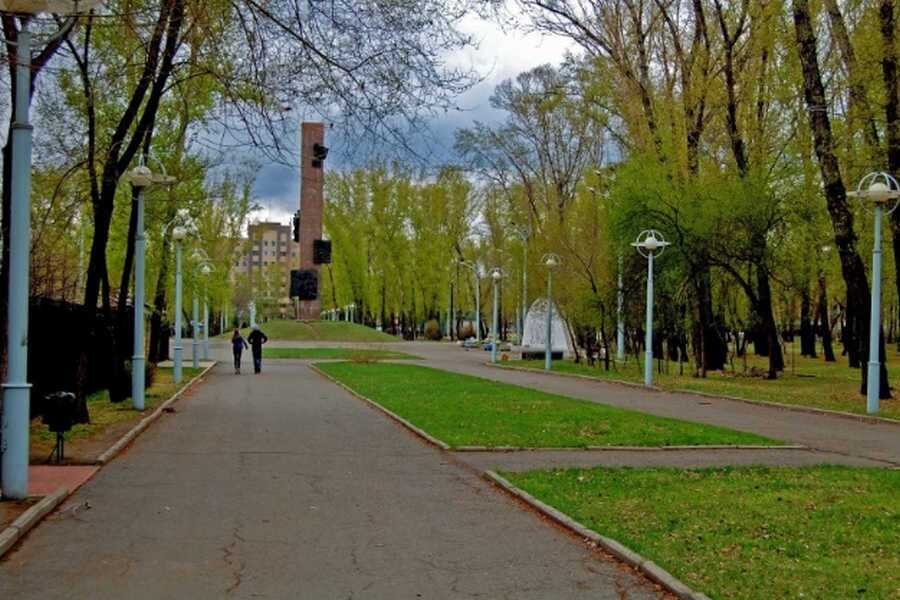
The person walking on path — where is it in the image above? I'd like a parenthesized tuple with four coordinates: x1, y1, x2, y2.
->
(247, 325, 269, 374)
(231, 328, 249, 374)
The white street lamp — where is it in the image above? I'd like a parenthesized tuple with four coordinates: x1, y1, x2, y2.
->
(459, 259, 482, 342)
(632, 230, 670, 387)
(848, 172, 900, 413)
(542, 253, 560, 371)
(0, 0, 106, 500)
(200, 263, 212, 361)
(123, 162, 174, 411)
(191, 248, 210, 369)
(172, 225, 188, 384)
(490, 268, 503, 363)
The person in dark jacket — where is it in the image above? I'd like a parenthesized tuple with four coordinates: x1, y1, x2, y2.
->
(231, 328, 249, 374)
(247, 325, 269, 374)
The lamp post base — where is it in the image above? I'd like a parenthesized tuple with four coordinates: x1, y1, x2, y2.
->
(1, 382, 32, 499)
(173, 344, 183, 384)
(132, 355, 146, 410)
(644, 350, 653, 387)
(867, 360, 881, 413)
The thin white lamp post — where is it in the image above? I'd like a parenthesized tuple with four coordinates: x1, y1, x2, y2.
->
(190, 249, 210, 368)
(632, 230, 670, 387)
(123, 162, 174, 411)
(249, 301, 257, 328)
(490, 268, 503, 363)
(848, 172, 900, 413)
(542, 253, 560, 371)
(172, 225, 187, 384)
(459, 259, 481, 342)
(0, 0, 105, 500)
(201, 264, 211, 361)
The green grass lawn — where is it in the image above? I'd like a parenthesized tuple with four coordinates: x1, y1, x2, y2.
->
(506, 466, 900, 599)
(316, 362, 777, 448)
(30, 366, 203, 445)
(510, 342, 900, 421)
(263, 347, 419, 360)
(222, 320, 398, 342)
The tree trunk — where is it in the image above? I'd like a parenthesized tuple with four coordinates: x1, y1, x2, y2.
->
(694, 267, 726, 372)
(793, 0, 890, 397)
(880, 0, 900, 355)
(800, 287, 816, 357)
(817, 274, 836, 362)
(757, 268, 784, 376)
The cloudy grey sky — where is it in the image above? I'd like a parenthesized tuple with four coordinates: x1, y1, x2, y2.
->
(249, 12, 574, 225)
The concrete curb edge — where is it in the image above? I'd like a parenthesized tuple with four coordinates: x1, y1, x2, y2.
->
(490, 362, 900, 427)
(453, 444, 806, 452)
(484, 470, 711, 600)
(0, 486, 69, 559)
(309, 364, 452, 451)
(96, 361, 217, 465)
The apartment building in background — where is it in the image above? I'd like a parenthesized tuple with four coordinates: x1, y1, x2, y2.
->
(232, 221, 299, 316)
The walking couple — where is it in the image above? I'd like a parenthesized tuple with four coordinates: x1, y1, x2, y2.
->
(232, 325, 268, 374)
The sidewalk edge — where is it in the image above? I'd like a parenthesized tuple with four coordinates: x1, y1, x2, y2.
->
(0, 486, 69, 558)
(452, 444, 805, 452)
(484, 470, 711, 600)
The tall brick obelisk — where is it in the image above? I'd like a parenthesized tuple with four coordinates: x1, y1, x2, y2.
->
(297, 122, 325, 320)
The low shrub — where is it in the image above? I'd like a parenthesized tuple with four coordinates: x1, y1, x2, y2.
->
(423, 319, 442, 341)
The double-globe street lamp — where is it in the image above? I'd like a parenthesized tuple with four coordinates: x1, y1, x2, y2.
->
(458, 259, 481, 342)
(169, 208, 196, 385)
(490, 268, 503, 363)
(848, 172, 900, 413)
(542, 253, 560, 371)
(0, 0, 105, 500)
(632, 230, 670, 387)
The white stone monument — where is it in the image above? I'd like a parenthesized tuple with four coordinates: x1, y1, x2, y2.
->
(521, 298, 574, 358)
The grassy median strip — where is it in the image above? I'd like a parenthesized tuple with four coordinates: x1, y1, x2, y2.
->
(506, 466, 900, 599)
(263, 347, 419, 360)
(30, 366, 203, 446)
(511, 343, 900, 421)
(316, 362, 777, 448)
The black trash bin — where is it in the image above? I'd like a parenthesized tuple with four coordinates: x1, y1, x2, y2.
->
(42, 392, 79, 463)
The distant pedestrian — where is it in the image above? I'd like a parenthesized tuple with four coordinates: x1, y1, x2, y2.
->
(247, 325, 269, 374)
(231, 328, 249, 374)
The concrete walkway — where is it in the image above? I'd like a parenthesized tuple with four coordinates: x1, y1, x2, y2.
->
(400, 342, 900, 467)
(0, 360, 662, 599)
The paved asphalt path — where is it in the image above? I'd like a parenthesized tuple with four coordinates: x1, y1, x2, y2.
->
(0, 359, 662, 599)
